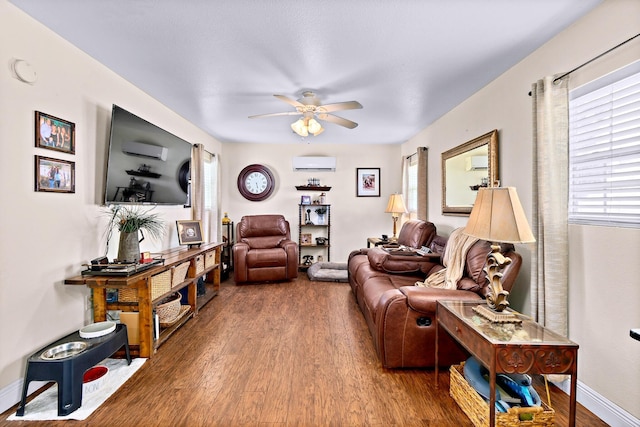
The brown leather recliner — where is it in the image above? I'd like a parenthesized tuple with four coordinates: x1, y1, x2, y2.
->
(233, 214, 298, 284)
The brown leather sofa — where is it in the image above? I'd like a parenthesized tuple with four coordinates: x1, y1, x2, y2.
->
(348, 220, 522, 368)
(233, 214, 298, 284)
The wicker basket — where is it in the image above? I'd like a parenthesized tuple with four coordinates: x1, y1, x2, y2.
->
(172, 261, 190, 287)
(151, 270, 171, 300)
(449, 363, 555, 427)
(204, 250, 217, 269)
(118, 288, 137, 303)
(156, 293, 182, 324)
(194, 255, 204, 274)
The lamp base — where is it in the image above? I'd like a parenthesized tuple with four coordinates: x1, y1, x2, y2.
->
(472, 305, 522, 324)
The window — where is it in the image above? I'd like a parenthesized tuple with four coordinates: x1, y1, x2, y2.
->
(568, 61, 640, 228)
(403, 153, 418, 214)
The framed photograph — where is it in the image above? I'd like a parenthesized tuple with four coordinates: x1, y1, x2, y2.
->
(300, 233, 313, 246)
(300, 195, 311, 205)
(356, 168, 380, 197)
(35, 111, 75, 154)
(34, 156, 75, 193)
(176, 220, 204, 245)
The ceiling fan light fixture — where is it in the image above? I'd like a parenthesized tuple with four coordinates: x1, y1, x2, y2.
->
(291, 118, 308, 136)
(307, 118, 322, 134)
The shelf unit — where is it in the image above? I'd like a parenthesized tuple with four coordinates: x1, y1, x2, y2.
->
(221, 221, 234, 280)
(65, 243, 222, 358)
(298, 203, 331, 269)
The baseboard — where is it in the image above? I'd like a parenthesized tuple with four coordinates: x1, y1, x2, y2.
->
(552, 378, 639, 427)
(0, 378, 48, 415)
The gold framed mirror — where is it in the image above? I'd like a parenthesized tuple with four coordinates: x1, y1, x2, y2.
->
(441, 130, 499, 215)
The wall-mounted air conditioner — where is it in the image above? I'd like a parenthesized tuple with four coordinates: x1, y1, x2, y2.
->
(465, 155, 488, 171)
(292, 156, 337, 171)
(122, 141, 168, 161)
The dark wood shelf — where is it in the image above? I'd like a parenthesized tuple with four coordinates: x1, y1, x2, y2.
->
(126, 169, 162, 179)
(295, 186, 331, 191)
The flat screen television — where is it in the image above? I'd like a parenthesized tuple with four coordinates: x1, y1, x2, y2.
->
(104, 105, 191, 205)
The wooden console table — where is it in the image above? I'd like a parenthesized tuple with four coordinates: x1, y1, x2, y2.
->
(436, 300, 579, 427)
(65, 243, 222, 358)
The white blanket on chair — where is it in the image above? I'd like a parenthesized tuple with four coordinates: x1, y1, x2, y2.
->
(415, 227, 478, 290)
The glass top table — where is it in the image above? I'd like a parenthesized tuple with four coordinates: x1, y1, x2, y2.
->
(436, 300, 579, 427)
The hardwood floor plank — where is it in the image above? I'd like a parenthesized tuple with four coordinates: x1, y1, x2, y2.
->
(1, 276, 609, 426)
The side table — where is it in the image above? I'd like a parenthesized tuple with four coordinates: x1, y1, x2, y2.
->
(366, 237, 389, 248)
(436, 300, 579, 427)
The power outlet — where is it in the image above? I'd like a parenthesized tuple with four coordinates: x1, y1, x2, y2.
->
(85, 294, 92, 311)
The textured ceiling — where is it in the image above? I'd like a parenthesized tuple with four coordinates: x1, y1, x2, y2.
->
(10, 0, 602, 144)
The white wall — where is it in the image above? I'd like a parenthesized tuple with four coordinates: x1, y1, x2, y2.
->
(0, 0, 222, 410)
(221, 143, 403, 263)
(401, 0, 640, 422)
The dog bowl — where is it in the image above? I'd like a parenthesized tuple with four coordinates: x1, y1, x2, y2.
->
(79, 321, 116, 339)
(83, 365, 109, 394)
(41, 342, 87, 360)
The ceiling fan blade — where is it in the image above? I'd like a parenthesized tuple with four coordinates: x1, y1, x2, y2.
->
(274, 94, 304, 108)
(248, 111, 302, 119)
(317, 100, 363, 113)
(317, 113, 358, 129)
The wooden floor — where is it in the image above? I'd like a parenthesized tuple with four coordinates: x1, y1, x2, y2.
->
(2, 276, 608, 426)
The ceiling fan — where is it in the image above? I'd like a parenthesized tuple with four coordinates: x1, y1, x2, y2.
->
(249, 91, 363, 136)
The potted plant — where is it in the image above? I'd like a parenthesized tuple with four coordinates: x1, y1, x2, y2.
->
(105, 205, 165, 263)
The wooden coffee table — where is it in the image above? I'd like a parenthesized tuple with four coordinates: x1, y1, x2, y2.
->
(436, 300, 579, 427)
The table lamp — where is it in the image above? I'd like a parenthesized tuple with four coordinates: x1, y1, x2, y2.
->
(385, 194, 408, 241)
(464, 187, 535, 323)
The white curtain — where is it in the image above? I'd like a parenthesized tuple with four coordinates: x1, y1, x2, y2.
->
(530, 75, 569, 336)
(191, 144, 220, 244)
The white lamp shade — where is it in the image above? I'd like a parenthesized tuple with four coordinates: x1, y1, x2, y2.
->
(464, 187, 535, 244)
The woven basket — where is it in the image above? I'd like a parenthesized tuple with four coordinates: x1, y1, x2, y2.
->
(151, 270, 171, 300)
(156, 293, 182, 324)
(194, 255, 204, 274)
(449, 363, 555, 427)
(172, 261, 190, 287)
(118, 288, 137, 303)
(204, 250, 217, 269)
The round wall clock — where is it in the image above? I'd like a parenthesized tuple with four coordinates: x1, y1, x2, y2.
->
(237, 164, 276, 201)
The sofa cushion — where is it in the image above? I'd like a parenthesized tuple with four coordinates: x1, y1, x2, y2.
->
(242, 235, 286, 249)
(396, 220, 437, 248)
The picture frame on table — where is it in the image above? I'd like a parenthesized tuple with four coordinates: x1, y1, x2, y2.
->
(300, 195, 311, 205)
(34, 155, 75, 193)
(35, 111, 75, 154)
(356, 168, 380, 197)
(176, 220, 204, 245)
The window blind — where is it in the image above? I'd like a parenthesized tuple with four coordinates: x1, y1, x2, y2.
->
(568, 67, 640, 227)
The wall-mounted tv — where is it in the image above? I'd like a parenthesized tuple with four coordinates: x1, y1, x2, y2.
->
(104, 105, 191, 205)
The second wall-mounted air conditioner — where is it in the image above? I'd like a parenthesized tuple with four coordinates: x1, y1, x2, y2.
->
(465, 155, 488, 171)
(292, 156, 337, 171)
(122, 141, 168, 161)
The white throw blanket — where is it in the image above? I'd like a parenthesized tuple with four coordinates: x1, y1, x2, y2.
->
(415, 227, 479, 289)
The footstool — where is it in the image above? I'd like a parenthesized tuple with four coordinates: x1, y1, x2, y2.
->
(306, 262, 348, 282)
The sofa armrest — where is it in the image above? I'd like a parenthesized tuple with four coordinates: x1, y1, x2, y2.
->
(399, 286, 482, 314)
(367, 247, 441, 274)
(232, 242, 250, 282)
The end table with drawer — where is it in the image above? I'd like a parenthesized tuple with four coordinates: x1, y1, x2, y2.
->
(435, 300, 579, 427)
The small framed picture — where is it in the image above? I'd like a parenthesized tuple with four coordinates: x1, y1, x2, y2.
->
(34, 155, 75, 193)
(176, 220, 204, 245)
(356, 168, 380, 197)
(35, 111, 75, 154)
(300, 233, 313, 246)
(301, 195, 311, 205)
